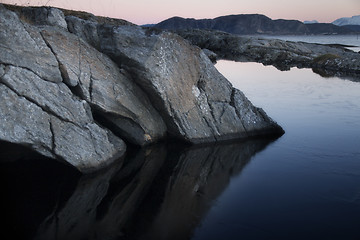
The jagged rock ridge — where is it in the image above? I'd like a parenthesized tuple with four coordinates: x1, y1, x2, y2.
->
(0, 4, 283, 172)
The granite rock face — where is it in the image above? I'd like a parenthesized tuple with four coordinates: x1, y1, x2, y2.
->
(0, 5, 125, 172)
(40, 28, 167, 145)
(92, 25, 283, 143)
(0, 4, 283, 172)
(0, 6, 62, 83)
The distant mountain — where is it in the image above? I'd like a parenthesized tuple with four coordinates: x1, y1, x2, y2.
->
(304, 20, 319, 24)
(332, 15, 360, 26)
(155, 14, 355, 35)
(141, 24, 156, 27)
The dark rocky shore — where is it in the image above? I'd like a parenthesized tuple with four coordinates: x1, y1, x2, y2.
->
(173, 29, 360, 80)
(0, 5, 283, 172)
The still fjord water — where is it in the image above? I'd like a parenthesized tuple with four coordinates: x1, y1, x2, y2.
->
(1, 60, 360, 240)
(192, 61, 360, 239)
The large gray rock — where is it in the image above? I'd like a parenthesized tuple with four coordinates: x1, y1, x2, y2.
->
(0, 6, 62, 82)
(0, 5, 126, 172)
(40, 28, 167, 145)
(0, 83, 54, 159)
(0, 4, 284, 172)
(96, 25, 283, 143)
(0, 65, 125, 173)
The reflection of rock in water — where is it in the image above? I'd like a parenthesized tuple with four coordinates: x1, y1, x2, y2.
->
(33, 144, 166, 240)
(0, 146, 81, 240)
(33, 157, 124, 240)
(93, 145, 167, 239)
(1, 138, 276, 240)
(312, 68, 360, 82)
(125, 138, 275, 240)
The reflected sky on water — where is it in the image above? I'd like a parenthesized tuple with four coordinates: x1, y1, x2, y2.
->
(191, 61, 360, 239)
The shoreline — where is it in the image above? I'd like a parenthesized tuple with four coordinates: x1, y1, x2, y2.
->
(171, 29, 360, 80)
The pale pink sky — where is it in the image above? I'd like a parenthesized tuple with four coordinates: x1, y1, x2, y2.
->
(1, 0, 359, 25)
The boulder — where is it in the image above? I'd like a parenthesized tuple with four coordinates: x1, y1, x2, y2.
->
(0, 4, 284, 172)
(0, 5, 126, 172)
(40, 28, 167, 145)
(95, 25, 283, 143)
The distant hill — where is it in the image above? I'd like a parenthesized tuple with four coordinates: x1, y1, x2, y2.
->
(332, 15, 360, 26)
(141, 24, 156, 27)
(304, 20, 319, 24)
(154, 14, 356, 35)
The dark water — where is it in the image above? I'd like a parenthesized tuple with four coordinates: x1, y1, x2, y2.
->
(0, 138, 277, 240)
(193, 61, 360, 240)
(1, 61, 360, 240)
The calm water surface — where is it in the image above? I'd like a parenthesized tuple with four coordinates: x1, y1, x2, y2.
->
(1, 61, 360, 240)
(192, 61, 360, 239)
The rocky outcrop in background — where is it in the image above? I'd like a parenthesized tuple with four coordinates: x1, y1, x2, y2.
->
(0, 5, 283, 172)
(173, 29, 360, 80)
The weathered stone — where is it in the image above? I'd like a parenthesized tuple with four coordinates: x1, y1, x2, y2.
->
(0, 83, 54, 159)
(65, 16, 100, 48)
(0, 65, 92, 125)
(0, 5, 62, 83)
(50, 117, 125, 172)
(0, 64, 126, 172)
(96, 25, 283, 143)
(65, 14, 135, 49)
(0, 6, 126, 172)
(20, 6, 68, 29)
(0, 5, 285, 172)
(40, 27, 167, 145)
